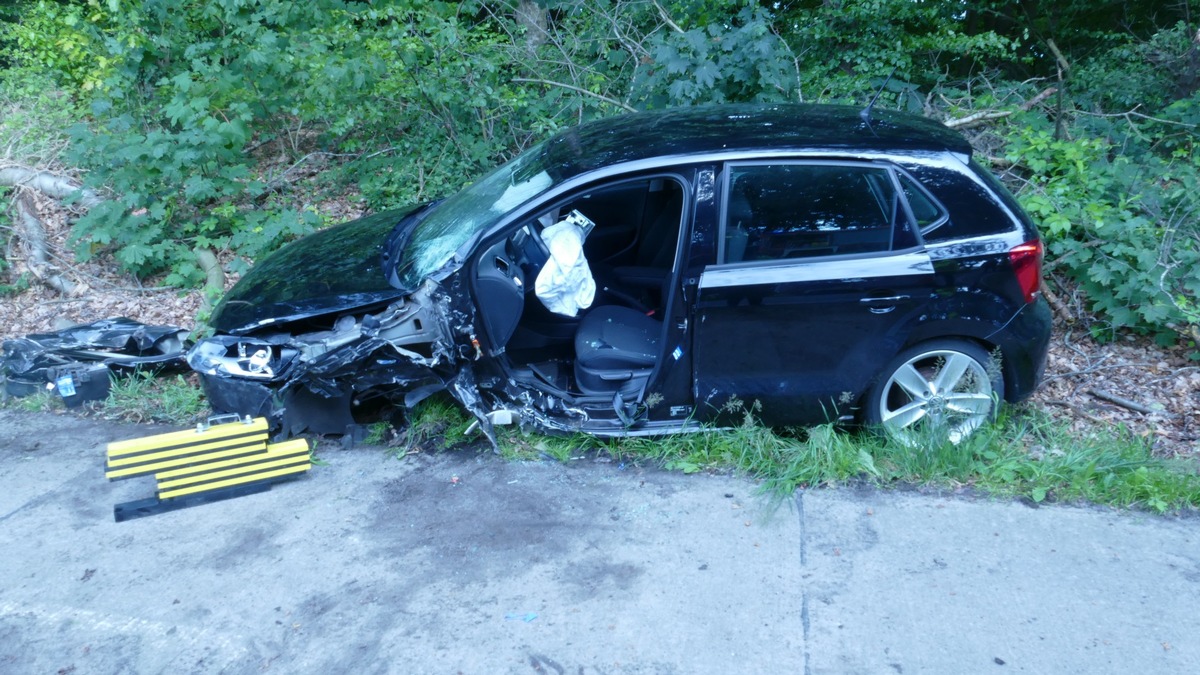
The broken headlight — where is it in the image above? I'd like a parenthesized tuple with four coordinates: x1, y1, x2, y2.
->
(186, 337, 297, 381)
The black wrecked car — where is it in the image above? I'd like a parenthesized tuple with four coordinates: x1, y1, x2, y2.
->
(187, 103, 1051, 444)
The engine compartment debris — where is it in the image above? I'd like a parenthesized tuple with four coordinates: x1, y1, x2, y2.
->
(2, 317, 190, 405)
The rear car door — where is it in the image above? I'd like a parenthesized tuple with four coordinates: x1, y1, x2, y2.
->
(692, 160, 936, 425)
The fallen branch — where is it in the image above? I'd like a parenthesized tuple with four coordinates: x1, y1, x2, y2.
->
(944, 87, 1057, 130)
(1087, 388, 1161, 415)
(0, 165, 102, 209)
(1, 163, 108, 295)
(1041, 363, 1154, 384)
(194, 247, 225, 312)
(1041, 285, 1074, 324)
(653, 0, 684, 34)
(1044, 398, 1105, 424)
(1020, 87, 1058, 111)
(944, 109, 1013, 129)
(1146, 366, 1200, 386)
(512, 78, 638, 113)
(11, 192, 83, 296)
(1045, 39, 1071, 75)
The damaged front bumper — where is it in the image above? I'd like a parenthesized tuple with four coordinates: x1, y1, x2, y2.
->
(2, 317, 190, 406)
(187, 281, 476, 437)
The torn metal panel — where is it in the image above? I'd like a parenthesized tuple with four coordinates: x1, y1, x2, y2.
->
(2, 317, 190, 402)
(189, 281, 464, 436)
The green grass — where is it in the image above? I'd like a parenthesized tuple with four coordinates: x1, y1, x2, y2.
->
(6, 370, 1194, 513)
(2, 369, 207, 426)
(1, 388, 63, 413)
(101, 370, 208, 425)
(498, 406, 1200, 514)
(383, 394, 476, 458)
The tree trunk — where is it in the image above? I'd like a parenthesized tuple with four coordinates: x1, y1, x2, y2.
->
(514, 0, 548, 52)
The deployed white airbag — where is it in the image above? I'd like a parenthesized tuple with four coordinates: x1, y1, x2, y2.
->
(535, 210, 596, 317)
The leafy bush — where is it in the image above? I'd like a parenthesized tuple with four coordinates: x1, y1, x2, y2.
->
(998, 21, 1200, 347)
(39, 1, 369, 281)
(0, 0, 1196, 355)
(632, 5, 798, 107)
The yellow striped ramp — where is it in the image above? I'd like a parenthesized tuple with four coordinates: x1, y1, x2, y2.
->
(105, 417, 311, 521)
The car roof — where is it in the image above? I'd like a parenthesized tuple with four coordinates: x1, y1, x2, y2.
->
(538, 103, 972, 180)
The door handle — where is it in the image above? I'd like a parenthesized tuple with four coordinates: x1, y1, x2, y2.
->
(860, 295, 909, 314)
(859, 295, 909, 305)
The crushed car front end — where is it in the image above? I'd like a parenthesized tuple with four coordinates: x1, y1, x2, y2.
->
(189, 279, 463, 436)
(186, 204, 482, 436)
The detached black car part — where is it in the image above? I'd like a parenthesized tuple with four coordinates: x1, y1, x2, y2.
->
(189, 103, 1052, 444)
(2, 317, 190, 406)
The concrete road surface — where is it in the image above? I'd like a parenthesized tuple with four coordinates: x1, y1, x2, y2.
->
(1, 409, 1197, 674)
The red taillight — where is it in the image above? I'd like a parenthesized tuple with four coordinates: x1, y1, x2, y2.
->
(1008, 240, 1043, 304)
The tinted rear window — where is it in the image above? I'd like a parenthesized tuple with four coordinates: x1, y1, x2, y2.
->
(903, 164, 1017, 242)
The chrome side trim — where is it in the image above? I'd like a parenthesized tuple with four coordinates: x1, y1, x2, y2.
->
(699, 250, 934, 289)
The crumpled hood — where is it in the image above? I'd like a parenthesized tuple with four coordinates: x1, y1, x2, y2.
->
(211, 208, 421, 334)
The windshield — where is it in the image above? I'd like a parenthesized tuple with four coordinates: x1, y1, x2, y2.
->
(395, 139, 557, 289)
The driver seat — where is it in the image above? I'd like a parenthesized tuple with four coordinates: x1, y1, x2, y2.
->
(574, 306, 660, 397)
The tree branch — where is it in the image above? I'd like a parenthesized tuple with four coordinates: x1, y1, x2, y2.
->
(944, 109, 1013, 129)
(11, 193, 82, 296)
(653, 1, 684, 34)
(1087, 388, 1161, 415)
(512, 78, 639, 112)
(0, 165, 102, 209)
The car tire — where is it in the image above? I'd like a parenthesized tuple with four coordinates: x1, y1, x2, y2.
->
(864, 339, 1003, 444)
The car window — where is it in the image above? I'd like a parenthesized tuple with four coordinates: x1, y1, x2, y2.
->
(902, 163, 1017, 243)
(898, 172, 947, 232)
(722, 163, 902, 263)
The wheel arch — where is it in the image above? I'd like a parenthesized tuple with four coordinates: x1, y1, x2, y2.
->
(895, 323, 1015, 403)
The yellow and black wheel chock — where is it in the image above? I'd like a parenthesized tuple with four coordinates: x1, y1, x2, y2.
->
(105, 415, 311, 522)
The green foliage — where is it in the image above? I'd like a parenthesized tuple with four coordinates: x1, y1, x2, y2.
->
(1, 0, 121, 92)
(1072, 21, 1199, 113)
(55, 0, 365, 280)
(0, 68, 83, 164)
(999, 85, 1200, 341)
(632, 4, 798, 107)
(344, 2, 528, 207)
(776, 0, 1019, 101)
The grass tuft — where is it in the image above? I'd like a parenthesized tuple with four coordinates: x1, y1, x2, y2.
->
(487, 406, 1199, 515)
(101, 370, 208, 425)
(1, 387, 63, 413)
(387, 394, 475, 457)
